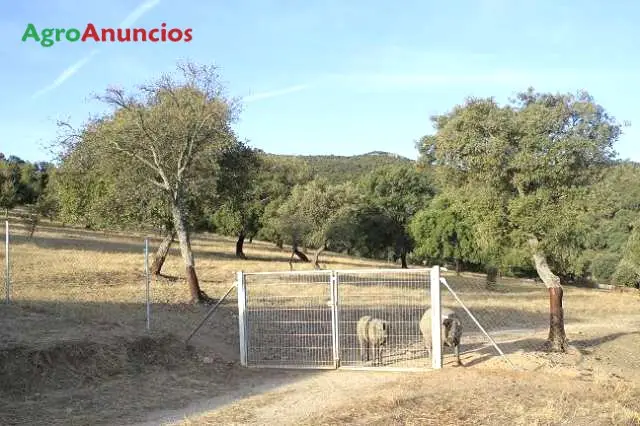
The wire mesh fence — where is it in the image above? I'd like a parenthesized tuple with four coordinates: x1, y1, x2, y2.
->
(240, 271, 335, 368)
(236, 267, 575, 371)
(2, 211, 584, 372)
(336, 269, 431, 369)
(439, 271, 550, 367)
(237, 268, 437, 370)
(0, 217, 157, 350)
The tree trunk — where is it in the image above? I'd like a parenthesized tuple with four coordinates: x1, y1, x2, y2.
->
(249, 235, 253, 243)
(548, 286, 566, 350)
(312, 244, 326, 270)
(455, 258, 461, 275)
(486, 266, 498, 290)
(288, 242, 310, 270)
(528, 237, 567, 352)
(27, 214, 38, 240)
(276, 238, 283, 249)
(292, 243, 310, 262)
(236, 231, 246, 259)
(400, 251, 408, 269)
(171, 202, 212, 304)
(150, 231, 176, 276)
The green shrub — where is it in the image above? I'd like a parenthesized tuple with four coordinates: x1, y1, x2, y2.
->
(611, 260, 640, 288)
(590, 252, 623, 283)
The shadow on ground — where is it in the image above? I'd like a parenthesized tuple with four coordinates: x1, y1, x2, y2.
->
(2, 229, 377, 269)
(0, 298, 324, 426)
(456, 330, 640, 368)
(0, 290, 575, 426)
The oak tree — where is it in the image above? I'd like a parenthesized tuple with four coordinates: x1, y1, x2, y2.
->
(419, 88, 621, 351)
(55, 62, 240, 304)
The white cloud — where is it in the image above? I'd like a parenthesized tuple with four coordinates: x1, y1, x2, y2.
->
(31, 0, 161, 98)
(243, 84, 309, 102)
(31, 49, 100, 99)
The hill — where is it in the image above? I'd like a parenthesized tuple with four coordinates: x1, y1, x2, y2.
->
(265, 151, 414, 184)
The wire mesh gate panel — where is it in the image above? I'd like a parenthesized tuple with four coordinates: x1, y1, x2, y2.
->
(336, 269, 432, 369)
(238, 270, 336, 369)
(237, 268, 438, 370)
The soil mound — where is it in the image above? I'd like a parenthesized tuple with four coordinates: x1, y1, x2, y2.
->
(0, 333, 197, 397)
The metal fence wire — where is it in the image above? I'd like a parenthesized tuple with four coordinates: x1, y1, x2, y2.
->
(0, 217, 155, 350)
(439, 272, 551, 364)
(241, 270, 335, 369)
(337, 269, 432, 369)
(237, 268, 441, 371)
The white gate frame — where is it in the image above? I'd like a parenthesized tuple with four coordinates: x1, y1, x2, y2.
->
(236, 266, 443, 370)
(430, 266, 442, 369)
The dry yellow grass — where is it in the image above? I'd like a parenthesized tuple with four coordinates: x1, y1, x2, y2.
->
(1, 216, 640, 425)
(181, 368, 640, 426)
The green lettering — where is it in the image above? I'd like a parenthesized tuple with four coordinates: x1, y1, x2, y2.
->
(21, 23, 40, 42)
(41, 28, 54, 47)
(66, 28, 80, 42)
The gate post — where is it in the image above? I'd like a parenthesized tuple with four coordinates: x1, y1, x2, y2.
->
(430, 265, 442, 369)
(330, 271, 340, 369)
(236, 271, 248, 367)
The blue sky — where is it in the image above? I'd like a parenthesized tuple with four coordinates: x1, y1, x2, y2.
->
(1, 0, 639, 163)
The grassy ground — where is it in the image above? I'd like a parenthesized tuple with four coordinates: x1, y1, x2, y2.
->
(1, 215, 640, 425)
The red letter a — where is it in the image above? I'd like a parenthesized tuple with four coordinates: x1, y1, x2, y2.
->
(81, 23, 100, 42)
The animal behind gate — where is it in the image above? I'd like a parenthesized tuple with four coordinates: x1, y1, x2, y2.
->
(356, 315, 390, 366)
(419, 307, 463, 366)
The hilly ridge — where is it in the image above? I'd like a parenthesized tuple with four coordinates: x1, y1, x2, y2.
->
(265, 151, 415, 184)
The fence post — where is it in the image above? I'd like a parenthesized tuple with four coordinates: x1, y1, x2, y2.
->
(330, 271, 340, 369)
(144, 237, 150, 331)
(430, 265, 442, 369)
(236, 271, 248, 367)
(5, 220, 10, 304)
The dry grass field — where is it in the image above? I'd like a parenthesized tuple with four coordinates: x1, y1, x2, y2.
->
(1, 215, 640, 425)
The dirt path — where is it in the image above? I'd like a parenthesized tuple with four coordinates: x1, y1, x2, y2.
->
(149, 359, 640, 426)
(129, 369, 402, 426)
(131, 317, 640, 426)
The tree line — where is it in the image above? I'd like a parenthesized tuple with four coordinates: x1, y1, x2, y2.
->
(2, 62, 638, 352)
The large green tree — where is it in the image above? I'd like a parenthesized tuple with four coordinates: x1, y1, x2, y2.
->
(581, 161, 640, 283)
(419, 88, 621, 351)
(356, 163, 435, 268)
(210, 142, 262, 258)
(255, 156, 313, 250)
(270, 179, 360, 269)
(409, 194, 479, 274)
(54, 62, 240, 304)
(53, 122, 180, 276)
(0, 161, 20, 217)
(611, 218, 640, 288)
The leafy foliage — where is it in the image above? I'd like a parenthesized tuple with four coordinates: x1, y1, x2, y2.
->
(270, 151, 412, 184)
(4, 81, 639, 300)
(0, 154, 53, 218)
(417, 88, 622, 283)
(268, 179, 361, 251)
(409, 194, 479, 266)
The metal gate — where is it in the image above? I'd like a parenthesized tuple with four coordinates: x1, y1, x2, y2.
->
(236, 267, 444, 370)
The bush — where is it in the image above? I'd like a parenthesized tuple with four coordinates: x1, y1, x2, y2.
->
(611, 260, 640, 288)
(590, 252, 623, 283)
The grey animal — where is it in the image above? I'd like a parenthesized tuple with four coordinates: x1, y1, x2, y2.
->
(419, 307, 463, 366)
(356, 315, 390, 365)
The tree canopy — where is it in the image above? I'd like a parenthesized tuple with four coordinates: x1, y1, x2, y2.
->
(4, 76, 637, 319)
(416, 88, 624, 351)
